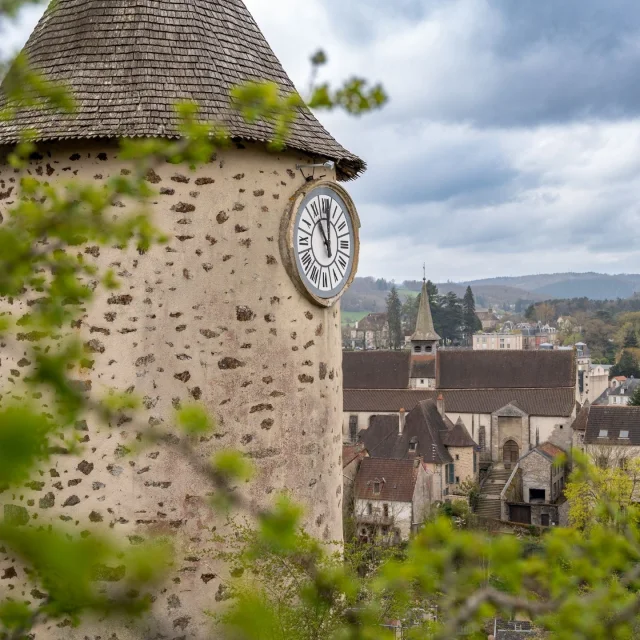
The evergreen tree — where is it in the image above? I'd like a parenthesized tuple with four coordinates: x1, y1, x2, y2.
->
(462, 286, 482, 341)
(401, 293, 420, 334)
(623, 326, 639, 348)
(525, 304, 536, 321)
(438, 292, 463, 344)
(628, 385, 640, 407)
(386, 285, 403, 349)
(611, 351, 640, 378)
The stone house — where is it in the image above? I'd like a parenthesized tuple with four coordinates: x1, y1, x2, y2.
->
(473, 333, 524, 350)
(354, 312, 390, 350)
(0, 0, 364, 633)
(502, 442, 566, 526)
(357, 398, 478, 502)
(476, 308, 499, 331)
(354, 457, 431, 543)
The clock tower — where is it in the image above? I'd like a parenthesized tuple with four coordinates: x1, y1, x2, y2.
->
(0, 0, 363, 636)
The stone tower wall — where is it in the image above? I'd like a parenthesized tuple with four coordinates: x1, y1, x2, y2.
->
(0, 140, 344, 637)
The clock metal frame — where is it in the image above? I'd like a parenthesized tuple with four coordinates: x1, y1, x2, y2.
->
(280, 179, 360, 308)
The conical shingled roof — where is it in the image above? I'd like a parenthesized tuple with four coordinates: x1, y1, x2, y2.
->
(442, 417, 476, 448)
(411, 279, 441, 342)
(0, 0, 364, 181)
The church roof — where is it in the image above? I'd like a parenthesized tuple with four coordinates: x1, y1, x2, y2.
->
(411, 280, 441, 342)
(0, 0, 364, 181)
(410, 355, 436, 379)
(343, 351, 410, 389)
(437, 349, 576, 390)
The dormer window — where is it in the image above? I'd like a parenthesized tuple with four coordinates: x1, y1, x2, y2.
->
(373, 480, 381, 495)
(598, 430, 608, 438)
(620, 430, 630, 439)
(409, 436, 418, 452)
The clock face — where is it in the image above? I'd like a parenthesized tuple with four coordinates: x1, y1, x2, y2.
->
(293, 186, 356, 300)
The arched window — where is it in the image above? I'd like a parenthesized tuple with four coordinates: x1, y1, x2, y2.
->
(414, 345, 421, 353)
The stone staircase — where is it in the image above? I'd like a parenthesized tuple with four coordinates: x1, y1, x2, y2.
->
(474, 465, 512, 520)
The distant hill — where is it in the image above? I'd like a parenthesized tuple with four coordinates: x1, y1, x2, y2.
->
(341, 272, 640, 317)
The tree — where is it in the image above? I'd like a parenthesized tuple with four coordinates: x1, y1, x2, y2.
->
(535, 302, 556, 324)
(437, 291, 463, 344)
(623, 326, 639, 348)
(611, 350, 640, 378)
(628, 385, 640, 407)
(401, 293, 420, 334)
(386, 285, 403, 349)
(525, 303, 536, 321)
(462, 286, 482, 341)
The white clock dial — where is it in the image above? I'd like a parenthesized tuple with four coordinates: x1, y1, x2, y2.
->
(293, 186, 356, 299)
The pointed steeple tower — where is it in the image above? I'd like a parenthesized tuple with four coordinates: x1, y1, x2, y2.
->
(411, 271, 441, 354)
(0, 0, 363, 180)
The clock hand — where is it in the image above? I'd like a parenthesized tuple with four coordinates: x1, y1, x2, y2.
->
(317, 214, 330, 257)
(322, 199, 332, 258)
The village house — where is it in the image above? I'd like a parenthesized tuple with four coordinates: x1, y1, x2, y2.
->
(607, 378, 640, 406)
(473, 332, 524, 350)
(501, 442, 567, 526)
(476, 308, 499, 331)
(354, 457, 431, 543)
(357, 398, 478, 506)
(571, 404, 640, 467)
(346, 312, 390, 350)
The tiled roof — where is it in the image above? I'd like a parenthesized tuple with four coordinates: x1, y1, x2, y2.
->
(342, 443, 367, 468)
(359, 400, 453, 464)
(537, 442, 565, 460)
(442, 417, 476, 448)
(344, 388, 575, 417)
(354, 457, 419, 502)
(437, 349, 575, 390)
(344, 389, 436, 412)
(410, 355, 436, 379)
(571, 403, 591, 432)
(583, 406, 640, 445)
(0, 0, 364, 181)
(441, 388, 576, 417)
(343, 351, 411, 389)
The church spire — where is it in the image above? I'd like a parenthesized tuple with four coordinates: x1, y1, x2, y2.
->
(411, 277, 441, 343)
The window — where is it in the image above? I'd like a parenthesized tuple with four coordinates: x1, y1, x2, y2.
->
(349, 415, 358, 443)
(620, 430, 630, 439)
(598, 430, 608, 438)
(473, 452, 477, 473)
(409, 436, 418, 452)
(446, 464, 455, 484)
(455, 476, 460, 483)
(455, 454, 459, 460)
(420, 379, 425, 384)
(530, 488, 546, 502)
(373, 480, 381, 495)
(426, 345, 432, 353)
(367, 502, 372, 515)
(541, 514, 550, 526)
(383, 503, 389, 518)
(414, 345, 421, 353)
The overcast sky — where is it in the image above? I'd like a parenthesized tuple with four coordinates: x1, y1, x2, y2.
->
(4, 1, 640, 283)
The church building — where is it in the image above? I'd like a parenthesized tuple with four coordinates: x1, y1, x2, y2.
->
(343, 276, 578, 462)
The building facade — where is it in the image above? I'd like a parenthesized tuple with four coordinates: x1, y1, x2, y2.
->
(473, 333, 524, 350)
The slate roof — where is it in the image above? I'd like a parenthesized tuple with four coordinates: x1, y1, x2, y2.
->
(0, 0, 364, 181)
(441, 388, 575, 417)
(411, 280, 440, 342)
(437, 349, 575, 390)
(359, 400, 453, 464)
(343, 351, 411, 389)
(342, 443, 367, 468)
(583, 406, 640, 445)
(441, 417, 476, 448)
(354, 458, 420, 502)
(410, 355, 436, 379)
(609, 378, 640, 396)
(571, 403, 591, 432)
(344, 389, 437, 412)
(537, 442, 565, 460)
(344, 388, 575, 417)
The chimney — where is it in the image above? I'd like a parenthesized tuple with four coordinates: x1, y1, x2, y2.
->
(399, 408, 406, 435)
(437, 393, 445, 417)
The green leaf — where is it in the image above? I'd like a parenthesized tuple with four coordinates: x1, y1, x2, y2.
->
(176, 404, 214, 435)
